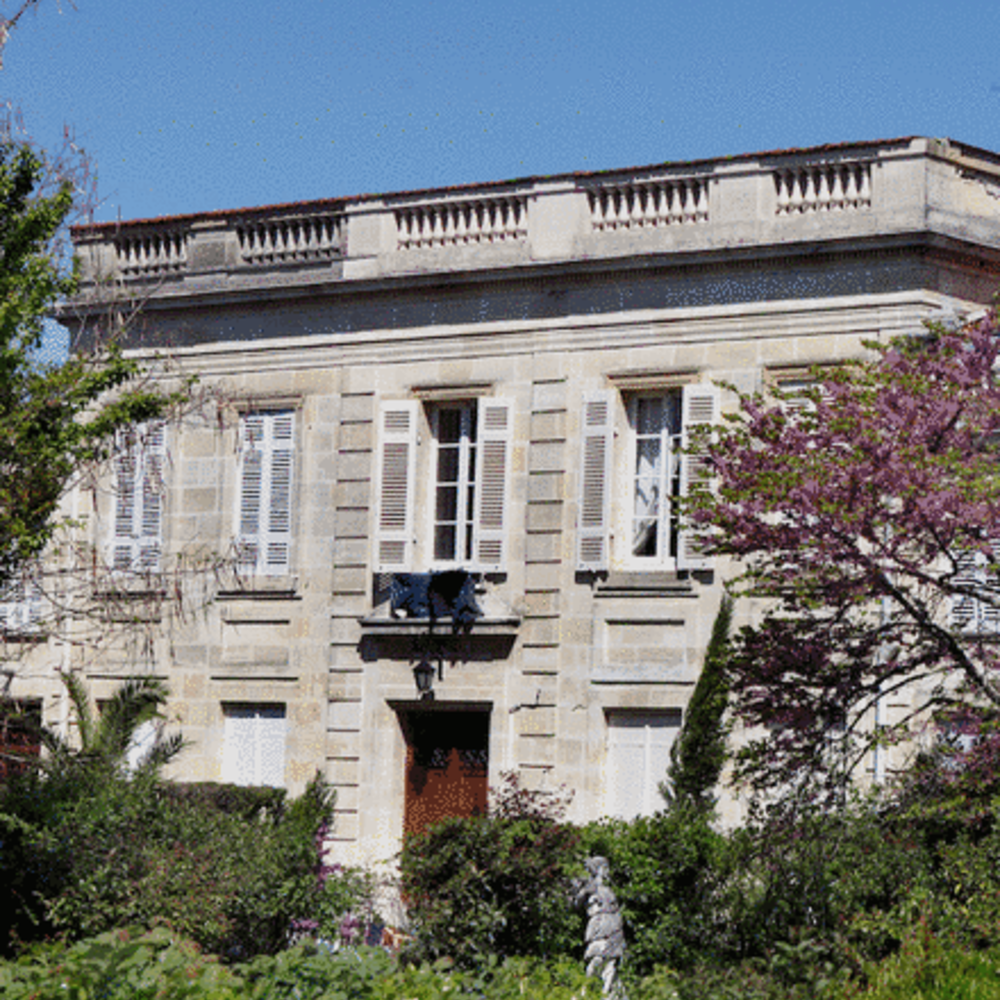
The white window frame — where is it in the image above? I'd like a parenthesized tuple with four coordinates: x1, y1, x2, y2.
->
(221, 702, 287, 787)
(626, 392, 684, 569)
(576, 383, 718, 572)
(430, 401, 478, 567)
(375, 396, 512, 574)
(235, 410, 295, 576)
(111, 421, 167, 574)
(605, 709, 682, 819)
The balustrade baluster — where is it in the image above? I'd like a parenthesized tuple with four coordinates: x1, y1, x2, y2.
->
(858, 165, 871, 206)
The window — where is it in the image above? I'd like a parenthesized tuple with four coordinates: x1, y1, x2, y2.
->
(629, 393, 683, 562)
(432, 403, 478, 563)
(0, 579, 43, 637)
(111, 421, 166, 573)
(605, 709, 681, 818)
(577, 383, 719, 571)
(221, 703, 286, 786)
(375, 397, 512, 573)
(236, 411, 294, 576)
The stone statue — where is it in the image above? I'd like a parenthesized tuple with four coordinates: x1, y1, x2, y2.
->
(576, 855, 625, 997)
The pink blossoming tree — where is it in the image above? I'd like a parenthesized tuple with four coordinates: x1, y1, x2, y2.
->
(688, 315, 1000, 797)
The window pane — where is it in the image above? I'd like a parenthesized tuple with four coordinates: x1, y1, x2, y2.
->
(436, 484, 458, 521)
(435, 524, 457, 561)
(436, 446, 460, 484)
(437, 408, 462, 443)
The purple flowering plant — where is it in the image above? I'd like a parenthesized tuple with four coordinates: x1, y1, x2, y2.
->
(687, 314, 1000, 797)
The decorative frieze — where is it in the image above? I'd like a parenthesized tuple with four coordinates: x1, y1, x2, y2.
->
(587, 177, 710, 230)
(395, 196, 528, 250)
(774, 161, 872, 215)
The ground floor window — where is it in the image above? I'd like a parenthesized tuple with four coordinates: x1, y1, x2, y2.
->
(221, 703, 286, 786)
(605, 709, 681, 818)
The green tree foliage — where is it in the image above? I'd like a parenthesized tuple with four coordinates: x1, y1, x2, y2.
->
(0, 141, 170, 592)
(666, 593, 733, 809)
(398, 772, 584, 967)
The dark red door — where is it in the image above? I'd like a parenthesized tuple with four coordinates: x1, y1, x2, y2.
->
(402, 710, 489, 836)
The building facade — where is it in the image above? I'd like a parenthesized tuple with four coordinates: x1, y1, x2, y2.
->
(10, 136, 1000, 868)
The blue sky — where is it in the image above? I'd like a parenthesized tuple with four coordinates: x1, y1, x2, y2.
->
(4, 0, 1000, 224)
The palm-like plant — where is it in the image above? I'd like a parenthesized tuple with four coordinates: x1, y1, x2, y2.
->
(41, 671, 185, 777)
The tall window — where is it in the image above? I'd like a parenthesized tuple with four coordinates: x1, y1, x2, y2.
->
(236, 411, 294, 576)
(221, 703, 286, 786)
(577, 383, 719, 572)
(111, 421, 166, 573)
(432, 402, 477, 564)
(375, 397, 512, 573)
(629, 393, 683, 562)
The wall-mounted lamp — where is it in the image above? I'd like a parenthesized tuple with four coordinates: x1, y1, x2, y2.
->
(413, 660, 435, 701)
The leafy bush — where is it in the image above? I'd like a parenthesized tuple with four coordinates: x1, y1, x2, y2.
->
(0, 927, 243, 999)
(0, 765, 339, 958)
(398, 772, 584, 966)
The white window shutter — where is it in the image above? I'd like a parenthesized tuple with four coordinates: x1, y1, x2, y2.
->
(237, 412, 294, 576)
(222, 704, 286, 787)
(577, 390, 614, 571)
(112, 421, 166, 573)
(375, 401, 418, 572)
(951, 542, 1000, 634)
(950, 549, 980, 633)
(606, 710, 681, 819)
(472, 398, 512, 572)
(677, 383, 719, 571)
(265, 412, 294, 574)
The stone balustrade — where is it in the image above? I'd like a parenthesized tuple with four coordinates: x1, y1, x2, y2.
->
(774, 162, 872, 215)
(69, 138, 1000, 292)
(395, 195, 528, 249)
(236, 212, 343, 265)
(115, 229, 189, 277)
(587, 176, 710, 230)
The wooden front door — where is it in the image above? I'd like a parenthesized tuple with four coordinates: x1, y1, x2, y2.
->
(402, 709, 489, 837)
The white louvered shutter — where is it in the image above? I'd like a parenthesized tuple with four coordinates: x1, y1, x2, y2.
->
(112, 421, 166, 573)
(984, 539, 1000, 634)
(577, 390, 614, 571)
(221, 704, 286, 787)
(237, 412, 294, 576)
(472, 398, 512, 572)
(950, 549, 980, 633)
(676, 383, 719, 571)
(951, 541, 1000, 634)
(375, 401, 418, 572)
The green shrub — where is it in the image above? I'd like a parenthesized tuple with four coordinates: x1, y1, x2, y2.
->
(237, 942, 394, 999)
(398, 772, 584, 967)
(0, 926, 243, 999)
(0, 766, 338, 958)
(580, 800, 733, 976)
